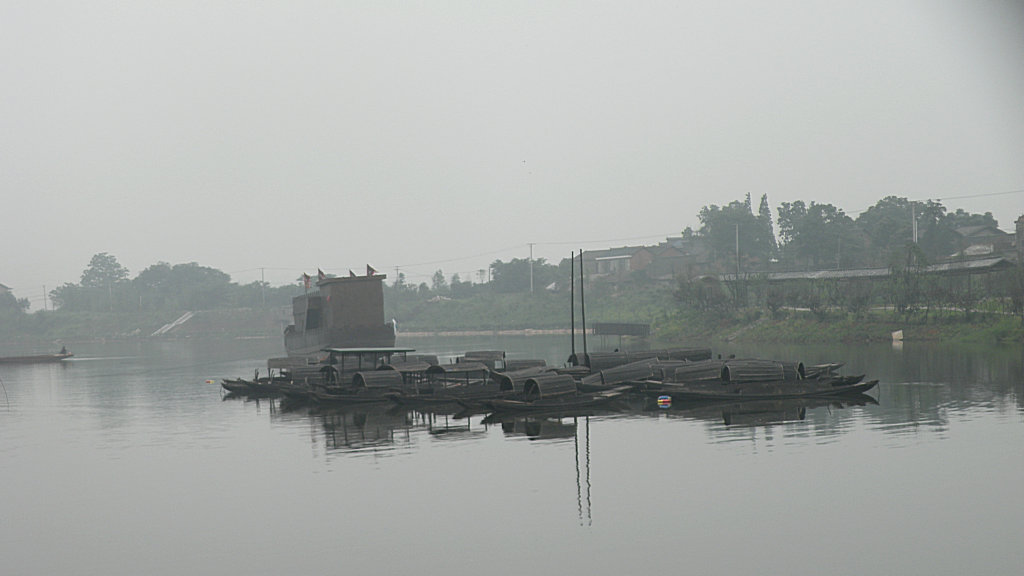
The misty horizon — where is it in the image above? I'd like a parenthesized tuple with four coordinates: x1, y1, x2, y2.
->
(3, 1, 1022, 308)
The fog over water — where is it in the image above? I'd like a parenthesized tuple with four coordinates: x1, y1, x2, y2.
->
(0, 336, 1022, 575)
(2, 1, 1023, 306)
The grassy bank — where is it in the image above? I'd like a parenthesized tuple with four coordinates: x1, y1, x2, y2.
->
(654, 308, 1024, 345)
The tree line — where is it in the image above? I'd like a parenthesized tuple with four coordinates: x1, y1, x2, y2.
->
(694, 193, 1002, 273)
(43, 253, 302, 313)
(5, 193, 1015, 317)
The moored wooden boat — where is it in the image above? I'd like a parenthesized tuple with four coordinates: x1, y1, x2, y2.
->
(309, 388, 394, 404)
(220, 377, 292, 397)
(642, 377, 877, 401)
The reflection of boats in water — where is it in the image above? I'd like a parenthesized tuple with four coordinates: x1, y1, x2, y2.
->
(314, 402, 415, 452)
(628, 393, 878, 427)
(496, 415, 579, 440)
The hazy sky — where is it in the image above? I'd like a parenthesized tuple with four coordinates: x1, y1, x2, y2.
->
(3, 1, 1022, 308)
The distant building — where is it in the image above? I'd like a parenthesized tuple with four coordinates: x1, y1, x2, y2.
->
(1016, 216, 1024, 263)
(0, 283, 10, 297)
(950, 224, 1014, 259)
(583, 246, 653, 279)
(583, 236, 716, 283)
(651, 236, 714, 279)
(718, 256, 1016, 284)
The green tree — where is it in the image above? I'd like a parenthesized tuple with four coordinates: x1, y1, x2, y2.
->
(945, 208, 998, 229)
(776, 201, 865, 269)
(133, 262, 232, 310)
(0, 290, 29, 314)
(855, 197, 954, 265)
(490, 258, 560, 293)
(450, 273, 475, 298)
(431, 270, 449, 293)
(757, 194, 779, 260)
(80, 252, 130, 288)
(697, 194, 775, 272)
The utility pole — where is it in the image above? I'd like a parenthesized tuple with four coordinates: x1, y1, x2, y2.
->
(735, 224, 740, 276)
(260, 268, 266, 307)
(911, 202, 918, 244)
(528, 242, 535, 293)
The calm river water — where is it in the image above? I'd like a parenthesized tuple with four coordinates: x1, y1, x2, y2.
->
(1, 335, 1022, 576)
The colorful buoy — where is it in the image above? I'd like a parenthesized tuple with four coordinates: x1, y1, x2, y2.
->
(657, 395, 672, 408)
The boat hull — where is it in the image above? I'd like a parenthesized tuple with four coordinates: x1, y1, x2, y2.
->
(645, 379, 878, 401)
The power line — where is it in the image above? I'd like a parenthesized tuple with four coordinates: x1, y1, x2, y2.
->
(848, 187, 1024, 216)
(534, 233, 679, 247)
(396, 244, 524, 269)
(932, 188, 1024, 202)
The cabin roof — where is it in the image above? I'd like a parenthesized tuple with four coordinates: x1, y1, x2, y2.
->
(426, 362, 490, 375)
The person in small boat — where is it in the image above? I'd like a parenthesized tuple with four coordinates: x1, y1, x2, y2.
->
(60, 345, 67, 355)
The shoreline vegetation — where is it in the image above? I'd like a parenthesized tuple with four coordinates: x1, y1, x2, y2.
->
(4, 194, 1020, 348)
(2, 289, 1021, 347)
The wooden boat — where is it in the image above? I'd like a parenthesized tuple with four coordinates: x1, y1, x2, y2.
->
(642, 377, 877, 401)
(220, 378, 290, 397)
(309, 388, 394, 405)
(390, 384, 511, 407)
(0, 352, 74, 364)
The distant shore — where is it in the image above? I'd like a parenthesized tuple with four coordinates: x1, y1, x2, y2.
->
(398, 328, 573, 337)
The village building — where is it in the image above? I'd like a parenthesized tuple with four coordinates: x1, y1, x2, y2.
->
(950, 223, 1015, 259)
(583, 236, 715, 284)
(1016, 216, 1024, 264)
(578, 212, 1021, 291)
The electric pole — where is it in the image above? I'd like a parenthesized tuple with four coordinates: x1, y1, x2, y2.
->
(528, 242, 535, 293)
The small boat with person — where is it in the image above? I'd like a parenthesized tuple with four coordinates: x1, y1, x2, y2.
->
(0, 346, 73, 364)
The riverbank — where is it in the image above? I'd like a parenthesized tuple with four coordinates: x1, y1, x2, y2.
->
(655, 310, 1024, 345)
(3, 300, 1021, 348)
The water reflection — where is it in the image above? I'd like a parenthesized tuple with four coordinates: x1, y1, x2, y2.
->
(626, 393, 877, 427)
(235, 390, 882, 458)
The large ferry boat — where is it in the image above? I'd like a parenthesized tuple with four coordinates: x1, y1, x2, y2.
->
(283, 272, 396, 357)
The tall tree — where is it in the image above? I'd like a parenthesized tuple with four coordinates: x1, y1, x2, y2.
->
(490, 258, 559, 293)
(80, 252, 129, 288)
(431, 269, 449, 293)
(776, 201, 865, 269)
(757, 194, 779, 259)
(697, 194, 774, 272)
(133, 261, 232, 309)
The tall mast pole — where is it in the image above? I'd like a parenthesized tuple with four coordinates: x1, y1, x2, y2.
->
(570, 251, 576, 360)
(579, 249, 587, 363)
